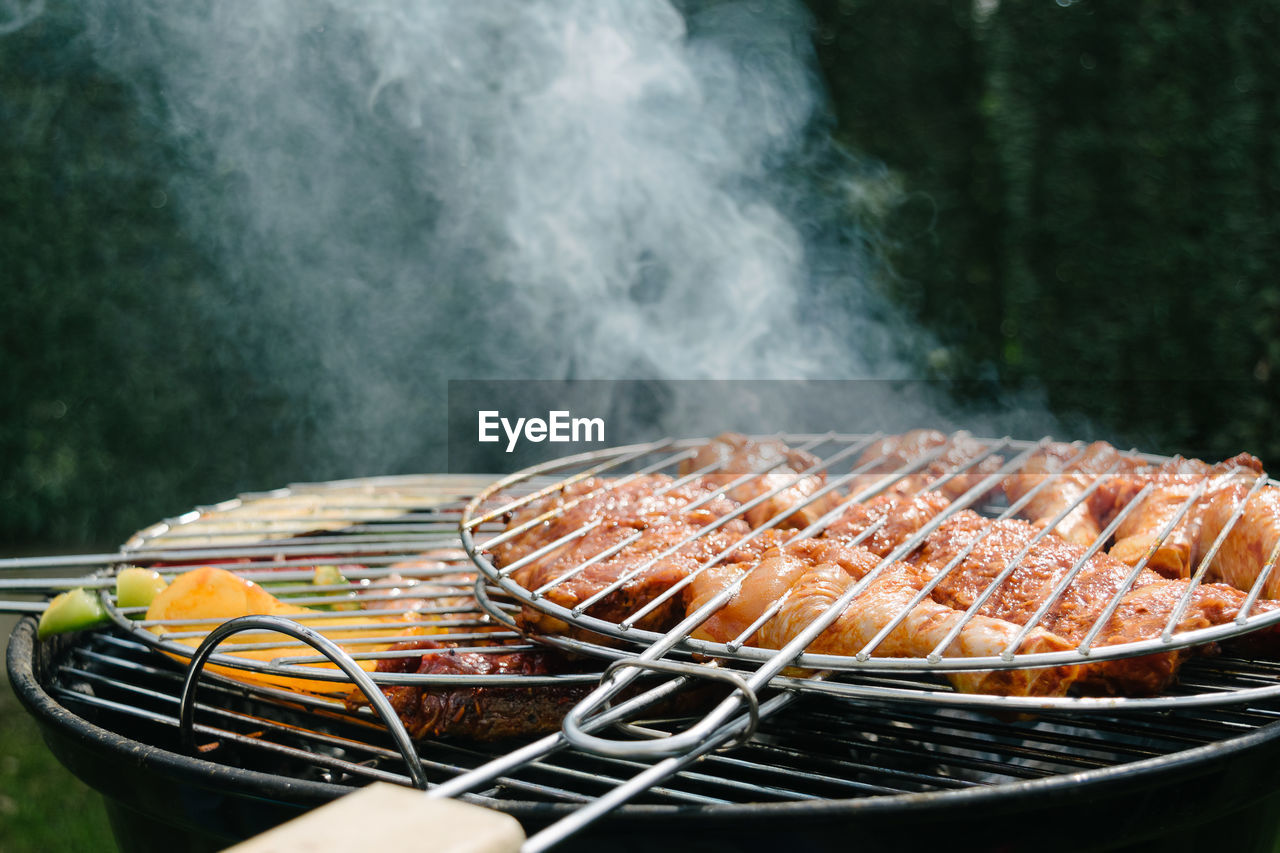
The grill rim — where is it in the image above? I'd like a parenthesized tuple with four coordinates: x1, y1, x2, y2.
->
(14, 614, 1280, 827)
(15, 463, 1280, 850)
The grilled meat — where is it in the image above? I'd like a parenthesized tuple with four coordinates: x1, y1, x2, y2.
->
(916, 511, 1280, 694)
(492, 475, 776, 638)
(688, 538, 1081, 697)
(998, 439, 1267, 580)
(679, 432, 841, 529)
(854, 429, 1004, 501)
(828, 492, 1280, 694)
(355, 641, 594, 741)
(1003, 441, 1145, 547)
(824, 490, 952, 556)
(867, 432, 1275, 597)
(1198, 485, 1280, 599)
(1106, 454, 1263, 578)
(489, 434, 1280, 703)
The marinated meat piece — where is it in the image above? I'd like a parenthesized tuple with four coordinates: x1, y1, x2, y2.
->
(913, 511, 1280, 694)
(689, 538, 1081, 697)
(1002, 441, 1266, 571)
(688, 539, 872, 645)
(680, 433, 841, 529)
(823, 490, 952, 557)
(355, 641, 593, 741)
(854, 430, 1004, 501)
(492, 475, 773, 639)
(821, 492, 1280, 694)
(916, 512, 1166, 637)
(1198, 485, 1280, 599)
(1003, 441, 1145, 547)
(1107, 454, 1263, 579)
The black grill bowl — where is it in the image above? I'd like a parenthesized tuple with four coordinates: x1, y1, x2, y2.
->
(11, 615, 1280, 853)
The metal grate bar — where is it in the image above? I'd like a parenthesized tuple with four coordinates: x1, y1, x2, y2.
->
(543, 435, 844, 620)
(53, 687, 416, 786)
(55, 635, 732, 806)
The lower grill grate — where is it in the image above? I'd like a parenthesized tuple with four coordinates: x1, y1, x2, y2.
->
(12, 465, 1280, 851)
(39, 624, 1280, 807)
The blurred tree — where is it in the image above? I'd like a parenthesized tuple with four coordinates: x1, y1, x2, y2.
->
(808, 0, 1006, 375)
(0, 6, 314, 546)
(982, 0, 1280, 459)
(809, 0, 1280, 460)
(5, 0, 1280, 547)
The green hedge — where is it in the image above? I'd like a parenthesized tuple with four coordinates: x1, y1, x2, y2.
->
(4, 1, 1280, 547)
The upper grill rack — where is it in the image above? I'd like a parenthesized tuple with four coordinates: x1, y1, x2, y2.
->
(460, 433, 1280, 710)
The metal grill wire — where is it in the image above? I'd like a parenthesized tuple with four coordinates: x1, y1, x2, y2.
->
(460, 434, 1280, 702)
(29, 622, 1280, 807)
(0, 477, 610, 691)
(6, 467, 1280, 852)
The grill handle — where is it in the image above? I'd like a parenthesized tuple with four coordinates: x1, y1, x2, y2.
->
(224, 783, 525, 853)
(176, 614, 430, 788)
(561, 657, 761, 757)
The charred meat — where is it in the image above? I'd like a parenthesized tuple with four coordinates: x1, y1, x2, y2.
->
(353, 641, 594, 741)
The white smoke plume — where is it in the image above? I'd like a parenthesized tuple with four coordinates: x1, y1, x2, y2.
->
(74, 0, 926, 471)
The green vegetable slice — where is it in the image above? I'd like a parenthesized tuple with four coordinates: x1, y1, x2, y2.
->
(312, 565, 359, 611)
(38, 588, 109, 638)
(116, 567, 169, 609)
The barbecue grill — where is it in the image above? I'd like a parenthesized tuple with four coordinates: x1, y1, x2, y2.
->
(7, 437, 1280, 852)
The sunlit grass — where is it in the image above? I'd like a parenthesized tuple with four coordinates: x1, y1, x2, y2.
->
(0, 683, 114, 852)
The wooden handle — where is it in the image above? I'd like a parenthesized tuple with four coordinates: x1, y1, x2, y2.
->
(224, 783, 526, 853)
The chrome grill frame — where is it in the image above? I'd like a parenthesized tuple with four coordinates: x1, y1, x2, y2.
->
(14, 615, 1280, 853)
(460, 434, 1280, 712)
(7, 441, 1280, 851)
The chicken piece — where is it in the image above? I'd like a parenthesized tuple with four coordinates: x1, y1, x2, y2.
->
(822, 491, 1280, 693)
(913, 511, 1280, 694)
(687, 539, 870, 645)
(853, 430, 1005, 502)
(1002, 441, 1144, 547)
(1107, 455, 1263, 579)
(1198, 485, 1280, 599)
(917, 512, 1165, 637)
(1003, 442, 1266, 578)
(492, 475, 775, 639)
(686, 558, 799, 646)
(688, 538, 1081, 697)
(680, 433, 841, 529)
(823, 490, 952, 557)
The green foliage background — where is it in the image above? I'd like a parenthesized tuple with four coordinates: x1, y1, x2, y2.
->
(813, 0, 1280, 460)
(3, 0, 1280, 550)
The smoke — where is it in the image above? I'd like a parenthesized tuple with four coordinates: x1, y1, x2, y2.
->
(69, 0, 932, 473)
(0, 0, 42, 35)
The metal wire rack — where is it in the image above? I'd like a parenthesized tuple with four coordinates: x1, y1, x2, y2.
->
(8, 460, 1280, 851)
(459, 433, 1280, 715)
(0, 476, 609, 699)
(16, 616, 1280, 853)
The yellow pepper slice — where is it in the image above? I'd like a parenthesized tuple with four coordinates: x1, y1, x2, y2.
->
(145, 566, 429, 695)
